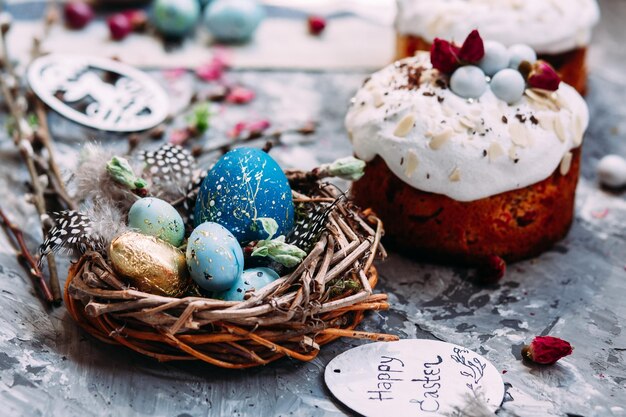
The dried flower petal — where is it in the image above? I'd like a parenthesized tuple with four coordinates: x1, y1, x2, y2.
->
(308, 15, 326, 36)
(196, 54, 228, 82)
(226, 86, 255, 104)
(169, 128, 191, 146)
(522, 336, 573, 365)
(528, 61, 561, 91)
(163, 68, 186, 80)
(430, 38, 461, 74)
(475, 255, 506, 285)
(458, 30, 485, 63)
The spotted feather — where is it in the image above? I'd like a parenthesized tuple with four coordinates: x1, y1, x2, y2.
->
(139, 144, 196, 183)
(38, 211, 93, 266)
(182, 170, 208, 227)
(286, 198, 339, 253)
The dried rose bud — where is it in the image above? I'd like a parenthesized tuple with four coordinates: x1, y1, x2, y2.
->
(457, 29, 485, 63)
(527, 60, 561, 91)
(430, 38, 461, 74)
(196, 60, 224, 81)
(108, 13, 132, 41)
(475, 255, 506, 285)
(308, 15, 326, 36)
(226, 86, 255, 104)
(64, 2, 93, 30)
(123, 10, 148, 32)
(522, 336, 573, 365)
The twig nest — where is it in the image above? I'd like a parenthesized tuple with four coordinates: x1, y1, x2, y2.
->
(216, 267, 279, 301)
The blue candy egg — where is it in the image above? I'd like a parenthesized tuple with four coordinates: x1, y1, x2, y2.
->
(186, 222, 244, 291)
(450, 66, 487, 99)
(151, 0, 200, 37)
(508, 44, 537, 70)
(478, 41, 510, 76)
(204, 0, 264, 43)
(194, 147, 294, 244)
(128, 197, 185, 247)
(216, 267, 279, 301)
(490, 69, 526, 105)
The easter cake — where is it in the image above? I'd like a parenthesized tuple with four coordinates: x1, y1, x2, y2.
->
(46, 145, 393, 367)
(394, 0, 600, 94)
(346, 31, 589, 264)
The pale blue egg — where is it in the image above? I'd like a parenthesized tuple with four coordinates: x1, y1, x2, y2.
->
(186, 222, 244, 291)
(490, 69, 526, 105)
(450, 66, 487, 99)
(204, 0, 264, 43)
(478, 41, 510, 76)
(194, 147, 295, 244)
(508, 44, 537, 70)
(151, 0, 200, 38)
(128, 197, 185, 247)
(216, 267, 279, 301)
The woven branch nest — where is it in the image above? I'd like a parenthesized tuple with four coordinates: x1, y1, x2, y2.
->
(64, 178, 396, 369)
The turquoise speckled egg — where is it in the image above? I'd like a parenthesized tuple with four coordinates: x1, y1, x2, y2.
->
(204, 0, 264, 43)
(186, 222, 244, 291)
(151, 0, 200, 38)
(128, 197, 185, 247)
(216, 267, 278, 301)
(194, 147, 294, 244)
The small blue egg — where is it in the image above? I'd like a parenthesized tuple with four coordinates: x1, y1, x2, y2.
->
(204, 0, 264, 43)
(216, 267, 279, 301)
(194, 147, 294, 244)
(478, 41, 510, 76)
(186, 222, 244, 291)
(508, 44, 537, 70)
(490, 69, 526, 105)
(450, 66, 487, 99)
(151, 0, 200, 38)
(128, 197, 185, 247)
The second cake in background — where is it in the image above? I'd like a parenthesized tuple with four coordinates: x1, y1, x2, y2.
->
(395, 0, 600, 94)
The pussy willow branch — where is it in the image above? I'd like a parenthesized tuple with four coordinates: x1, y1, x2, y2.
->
(0, 206, 54, 303)
(0, 16, 62, 304)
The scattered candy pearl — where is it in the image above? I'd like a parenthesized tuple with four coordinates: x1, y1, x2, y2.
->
(204, 0, 264, 43)
(108, 14, 132, 41)
(450, 65, 487, 99)
(478, 40, 509, 76)
(308, 15, 326, 36)
(597, 154, 626, 188)
(508, 44, 537, 70)
(64, 2, 94, 29)
(151, 0, 200, 38)
(490, 69, 525, 104)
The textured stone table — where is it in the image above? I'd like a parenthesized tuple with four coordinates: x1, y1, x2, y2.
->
(1, 1, 625, 416)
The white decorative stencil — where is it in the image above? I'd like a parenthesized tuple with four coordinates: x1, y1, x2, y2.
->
(28, 54, 168, 132)
(325, 339, 504, 417)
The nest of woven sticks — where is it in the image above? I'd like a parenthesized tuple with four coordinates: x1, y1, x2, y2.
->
(64, 178, 396, 368)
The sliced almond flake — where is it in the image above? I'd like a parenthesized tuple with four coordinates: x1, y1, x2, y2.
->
(509, 122, 529, 147)
(508, 146, 518, 161)
(371, 90, 384, 108)
(394, 113, 416, 137)
(429, 127, 453, 149)
(470, 106, 482, 116)
(488, 143, 505, 161)
(538, 114, 555, 131)
(452, 119, 466, 133)
(459, 116, 476, 129)
(449, 167, 461, 182)
(524, 89, 559, 111)
(573, 115, 584, 147)
(442, 105, 455, 118)
(404, 150, 419, 177)
(554, 116, 568, 143)
(560, 151, 573, 176)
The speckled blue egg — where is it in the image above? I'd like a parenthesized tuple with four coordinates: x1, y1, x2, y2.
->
(151, 0, 200, 38)
(216, 267, 278, 301)
(128, 197, 185, 247)
(194, 147, 294, 244)
(490, 69, 525, 104)
(478, 40, 510, 76)
(203, 0, 264, 43)
(186, 222, 244, 291)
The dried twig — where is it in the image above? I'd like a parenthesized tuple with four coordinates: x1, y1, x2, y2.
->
(0, 206, 54, 303)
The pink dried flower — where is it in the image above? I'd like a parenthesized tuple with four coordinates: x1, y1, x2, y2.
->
(169, 128, 191, 146)
(522, 336, 573, 365)
(457, 29, 484, 63)
(226, 86, 255, 104)
(228, 120, 270, 138)
(163, 68, 186, 80)
(475, 255, 506, 285)
(308, 16, 326, 35)
(430, 38, 460, 73)
(527, 60, 561, 91)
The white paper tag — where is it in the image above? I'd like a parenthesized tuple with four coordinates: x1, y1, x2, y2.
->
(325, 339, 504, 417)
(28, 54, 168, 132)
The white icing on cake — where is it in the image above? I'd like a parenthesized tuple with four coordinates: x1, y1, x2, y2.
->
(345, 52, 589, 202)
(395, 0, 600, 54)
